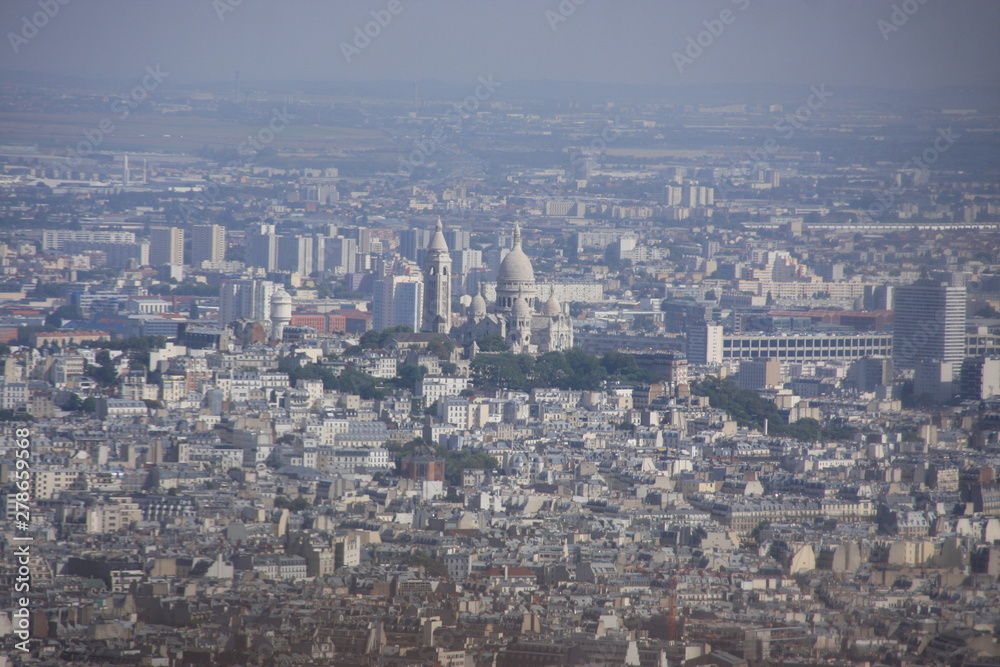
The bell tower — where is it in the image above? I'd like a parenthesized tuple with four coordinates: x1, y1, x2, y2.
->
(422, 218, 452, 333)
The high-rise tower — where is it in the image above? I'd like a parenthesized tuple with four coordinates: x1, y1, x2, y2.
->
(422, 218, 452, 333)
(892, 283, 966, 369)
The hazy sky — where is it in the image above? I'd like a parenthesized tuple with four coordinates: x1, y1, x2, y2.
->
(2, 0, 998, 89)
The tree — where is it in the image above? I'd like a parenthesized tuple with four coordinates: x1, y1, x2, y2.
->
(471, 353, 536, 391)
(475, 334, 507, 352)
(561, 349, 607, 390)
(426, 337, 455, 360)
(972, 303, 999, 318)
(0, 410, 34, 423)
(45, 304, 83, 328)
(405, 550, 450, 579)
(87, 351, 120, 387)
(397, 363, 427, 389)
(441, 362, 458, 375)
(783, 418, 822, 443)
(359, 330, 381, 350)
(692, 376, 783, 433)
(600, 351, 654, 383)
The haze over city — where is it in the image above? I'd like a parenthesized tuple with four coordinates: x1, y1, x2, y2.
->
(2, 0, 999, 89)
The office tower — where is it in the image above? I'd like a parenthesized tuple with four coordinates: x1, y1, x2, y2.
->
(148, 227, 184, 266)
(451, 249, 483, 296)
(423, 219, 452, 333)
(341, 227, 371, 255)
(847, 357, 893, 392)
(913, 359, 957, 403)
(737, 358, 781, 390)
(325, 237, 357, 275)
(892, 284, 966, 369)
(960, 357, 1000, 400)
(664, 185, 682, 206)
(246, 222, 278, 271)
(278, 235, 314, 275)
(687, 323, 724, 365)
(399, 228, 431, 262)
(682, 185, 715, 207)
(190, 225, 226, 265)
(445, 227, 471, 252)
(394, 280, 424, 333)
(373, 275, 423, 333)
(311, 234, 326, 273)
(220, 279, 276, 327)
(864, 284, 894, 311)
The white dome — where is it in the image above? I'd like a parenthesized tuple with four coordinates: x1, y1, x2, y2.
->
(470, 290, 487, 318)
(497, 224, 534, 283)
(511, 297, 531, 318)
(498, 248, 534, 283)
(270, 288, 292, 305)
(542, 294, 561, 317)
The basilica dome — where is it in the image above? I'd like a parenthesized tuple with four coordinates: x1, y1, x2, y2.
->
(497, 224, 534, 284)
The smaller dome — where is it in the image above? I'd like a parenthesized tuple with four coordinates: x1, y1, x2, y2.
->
(511, 297, 531, 318)
(542, 294, 561, 317)
(271, 288, 292, 305)
(470, 289, 487, 318)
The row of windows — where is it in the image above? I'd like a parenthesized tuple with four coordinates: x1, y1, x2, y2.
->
(724, 337, 891, 349)
(726, 349, 889, 359)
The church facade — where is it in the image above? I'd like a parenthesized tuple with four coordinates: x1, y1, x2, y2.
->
(435, 222, 573, 356)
